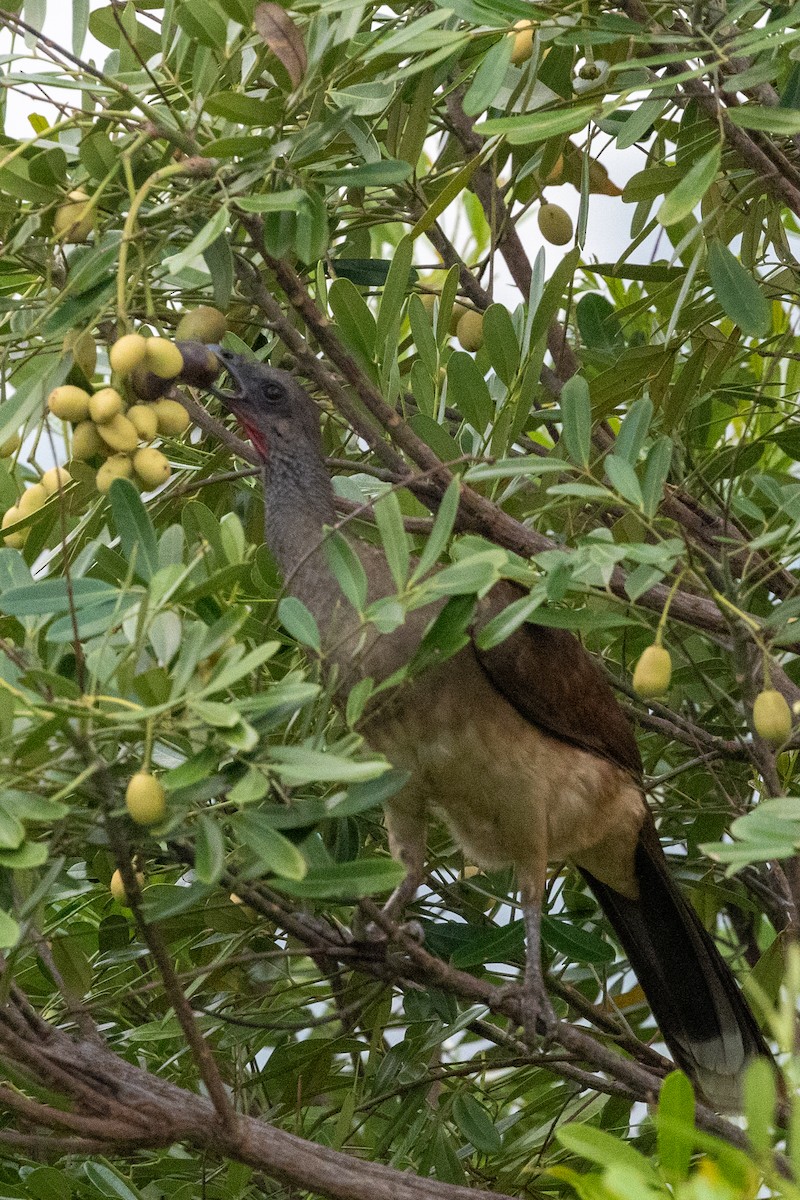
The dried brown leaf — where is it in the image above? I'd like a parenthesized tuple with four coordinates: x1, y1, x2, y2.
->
(254, 3, 307, 90)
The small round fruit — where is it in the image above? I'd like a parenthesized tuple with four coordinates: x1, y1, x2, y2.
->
(72, 421, 105, 460)
(152, 399, 191, 437)
(130, 368, 169, 402)
(133, 447, 171, 490)
(448, 300, 470, 336)
(538, 202, 574, 246)
(17, 484, 48, 518)
(456, 310, 485, 352)
(41, 466, 71, 495)
(753, 689, 792, 747)
(48, 385, 91, 423)
(145, 339, 184, 379)
(1, 506, 25, 548)
(125, 772, 166, 825)
(0, 433, 21, 458)
(89, 387, 124, 424)
(63, 329, 96, 379)
(96, 414, 139, 453)
(176, 341, 221, 388)
(96, 455, 134, 494)
(109, 867, 145, 905)
(510, 19, 535, 65)
(175, 305, 227, 344)
(109, 333, 148, 375)
(127, 405, 159, 442)
(632, 645, 672, 698)
(54, 190, 93, 241)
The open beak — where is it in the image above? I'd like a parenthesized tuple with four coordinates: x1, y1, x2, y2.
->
(205, 346, 244, 409)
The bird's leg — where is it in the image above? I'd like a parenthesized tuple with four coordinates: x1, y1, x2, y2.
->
(520, 885, 559, 1043)
(355, 798, 426, 943)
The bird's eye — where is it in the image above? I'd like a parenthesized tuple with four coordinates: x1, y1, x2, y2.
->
(264, 383, 283, 401)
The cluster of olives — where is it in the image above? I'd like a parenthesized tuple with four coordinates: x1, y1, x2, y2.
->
(108, 770, 168, 903)
(2, 466, 72, 548)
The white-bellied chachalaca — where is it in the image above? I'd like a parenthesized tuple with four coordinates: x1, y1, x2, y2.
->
(210, 350, 770, 1109)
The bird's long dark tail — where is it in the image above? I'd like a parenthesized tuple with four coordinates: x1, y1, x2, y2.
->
(580, 818, 770, 1110)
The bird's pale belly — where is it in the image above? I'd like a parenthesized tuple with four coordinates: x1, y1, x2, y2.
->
(366, 649, 644, 896)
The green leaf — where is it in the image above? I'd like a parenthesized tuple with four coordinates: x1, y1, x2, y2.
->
(175, 0, 228, 48)
(743, 1058, 775, 1156)
(657, 144, 720, 226)
(446, 351, 493, 432)
(576, 293, 624, 354)
(109, 479, 159, 581)
(556, 1123, 659, 1180)
(268, 745, 389, 785)
(163, 208, 229, 276)
(205, 92, 279, 125)
(0, 805, 25, 850)
(482, 303, 519, 385)
(641, 436, 673, 518)
(278, 596, 321, 652)
(707, 241, 771, 338)
(0, 909, 20, 949)
(452, 1093, 502, 1155)
(728, 105, 800, 134)
(329, 277, 377, 363)
(656, 1072, 695, 1184)
(236, 189, 307, 212)
(376, 235, 414, 355)
(425, 550, 506, 598)
(462, 34, 513, 116)
(374, 492, 410, 589)
(0, 578, 121, 617)
(236, 811, 308, 880)
(412, 479, 461, 581)
(474, 590, 544, 649)
(560, 375, 592, 467)
(269, 856, 405, 899)
(477, 102, 599, 145)
(542, 915, 614, 965)
(614, 397, 652, 464)
(319, 160, 412, 186)
(324, 531, 368, 611)
(604, 454, 643, 507)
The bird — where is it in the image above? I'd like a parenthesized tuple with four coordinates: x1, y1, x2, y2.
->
(207, 348, 770, 1109)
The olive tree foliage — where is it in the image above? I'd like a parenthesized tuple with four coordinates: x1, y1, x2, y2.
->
(0, 0, 800, 1195)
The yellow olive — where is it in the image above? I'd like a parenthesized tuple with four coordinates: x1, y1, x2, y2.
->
(109, 867, 145, 905)
(152, 399, 191, 437)
(538, 202, 574, 246)
(0, 433, 21, 458)
(456, 310, 485, 352)
(53, 190, 93, 242)
(89, 387, 124, 424)
(109, 333, 149, 376)
(133, 447, 171, 490)
(72, 421, 105, 460)
(41, 466, 71, 496)
(145, 339, 184, 379)
(63, 329, 96, 379)
(510, 20, 535, 66)
(127, 405, 159, 442)
(1, 506, 25, 548)
(176, 341, 221, 388)
(96, 455, 134, 494)
(17, 484, 48, 518)
(632, 645, 672, 698)
(125, 772, 166, 825)
(753, 689, 792, 747)
(48, 385, 91, 423)
(448, 300, 470, 336)
(96, 414, 139, 453)
(175, 305, 227, 344)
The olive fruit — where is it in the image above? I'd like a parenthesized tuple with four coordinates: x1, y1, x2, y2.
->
(48, 385, 91, 423)
(448, 300, 470, 336)
(41, 466, 71, 495)
(133, 447, 171, 489)
(109, 867, 145, 905)
(145, 339, 183, 379)
(53, 190, 93, 242)
(456, 310, 485, 352)
(127, 405, 159, 442)
(152, 399, 191, 436)
(63, 329, 96, 379)
(96, 414, 139, 453)
(1, 506, 25, 548)
(110, 333, 148, 375)
(130, 368, 169, 402)
(175, 305, 227, 344)
(96, 455, 133, 494)
(72, 421, 104, 460)
(89, 387, 124, 424)
(753, 689, 792, 747)
(125, 772, 166, 825)
(0, 434, 21, 458)
(176, 341, 221, 388)
(632, 645, 672, 698)
(17, 484, 48, 518)
(510, 19, 535, 65)
(538, 203, 574, 246)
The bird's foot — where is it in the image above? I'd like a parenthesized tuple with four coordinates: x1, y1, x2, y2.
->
(520, 979, 559, 1047)
(352, 902, 425, 949)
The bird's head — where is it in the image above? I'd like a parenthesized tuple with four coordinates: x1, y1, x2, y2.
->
(209, 349, 321, 461)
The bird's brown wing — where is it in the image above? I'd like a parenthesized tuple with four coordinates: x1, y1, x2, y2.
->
(471, 581, 642, 779)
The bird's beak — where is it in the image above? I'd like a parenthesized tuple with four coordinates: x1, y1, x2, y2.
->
(205, 346, 244, 408)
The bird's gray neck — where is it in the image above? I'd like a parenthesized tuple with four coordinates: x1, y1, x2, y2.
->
(262, 447, 338, 588)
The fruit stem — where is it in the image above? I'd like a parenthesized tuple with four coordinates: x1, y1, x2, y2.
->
(655, 569, 686, 645)
(143, 716, 154, 773)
